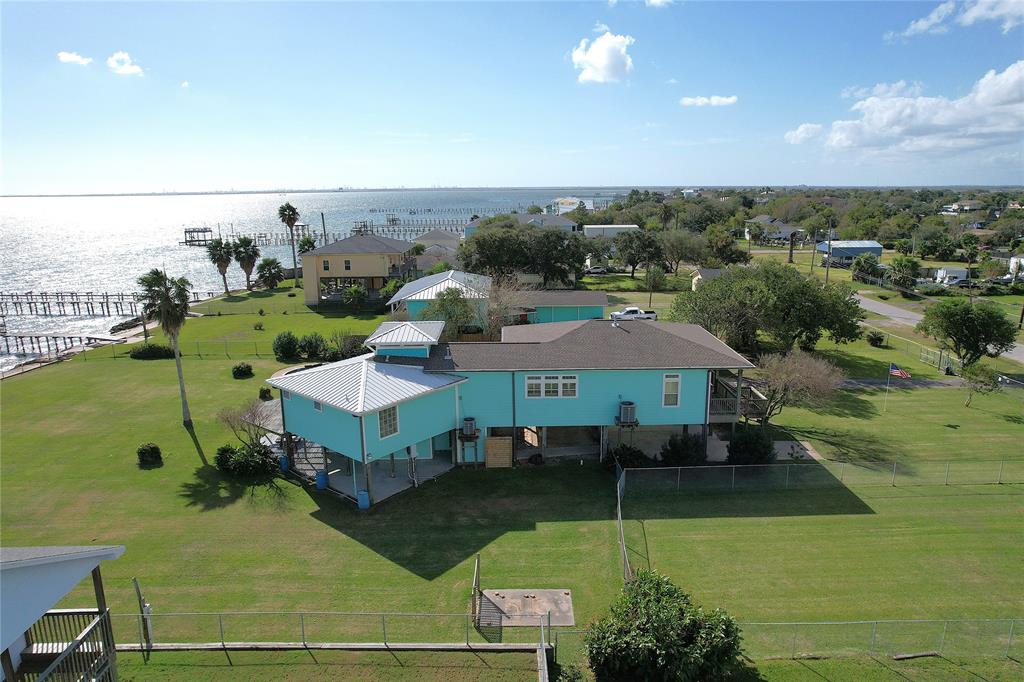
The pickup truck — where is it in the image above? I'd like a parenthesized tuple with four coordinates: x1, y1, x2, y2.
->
(610, 306, 658, 321)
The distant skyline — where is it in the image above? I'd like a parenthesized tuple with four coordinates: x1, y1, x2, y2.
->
(2, 1, 1022, 195)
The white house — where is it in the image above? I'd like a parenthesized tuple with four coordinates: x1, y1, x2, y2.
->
(1, 545, 124, 681)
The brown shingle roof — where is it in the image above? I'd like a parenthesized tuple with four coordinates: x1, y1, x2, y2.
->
(426, 319, 753, 372)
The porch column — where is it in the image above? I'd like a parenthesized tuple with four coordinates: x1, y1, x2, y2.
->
(734, 370, 743, 420)
(540, 427, 547, 456)
(92, 566, 108, 612)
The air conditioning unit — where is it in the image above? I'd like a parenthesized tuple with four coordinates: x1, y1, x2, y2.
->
(462, 417, 476, 436)
(618, 401, 636, 425)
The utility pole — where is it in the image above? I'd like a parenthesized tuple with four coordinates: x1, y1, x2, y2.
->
(321, 212, 328, 244)
(824, 217, 834, 284)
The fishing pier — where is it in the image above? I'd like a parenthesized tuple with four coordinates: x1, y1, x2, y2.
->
(1, 332, 124, 356)
(0, 291, 218, 317)
(181, 217, 466, 247)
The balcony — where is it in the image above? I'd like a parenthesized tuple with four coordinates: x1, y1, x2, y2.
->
(17, 609, 117, 681)
(709, 371, 768, 423)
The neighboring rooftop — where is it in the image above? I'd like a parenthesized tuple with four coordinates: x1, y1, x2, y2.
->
(0, 545, 125, 570)
(691, 268, 725, 280)
(387, 270, 492, 305)
(817, 240, 883, 251)
(366, 321, 446, 346)
(426, 319, 753, 372)
(414, 228, 462, 245)
(582, 224, 639, 239)
(267, 353, 465, 414)
(304, 233, 415, 256)
(520, 290, 609, 307)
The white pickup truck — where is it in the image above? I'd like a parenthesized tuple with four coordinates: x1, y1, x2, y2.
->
(610, 306, 658, 321)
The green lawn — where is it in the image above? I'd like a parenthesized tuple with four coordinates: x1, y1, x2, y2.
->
(581, 271, 690, 292)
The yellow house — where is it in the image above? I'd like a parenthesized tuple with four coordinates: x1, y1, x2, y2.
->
(302, 234, 417, 304)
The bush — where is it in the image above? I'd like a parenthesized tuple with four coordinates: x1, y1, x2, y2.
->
(298, 332, 329, 360)
(605, 443, 651, 472)
(916, 283, 950, 296)
(258, 308, 265, 316)
(215, 443, 277, 478)
(659, 433, 706, 467)
(866, 330, 886, 348)
(232, 362, 254, 379)
(129, 343, 175, 360)
(726, 425, 776, 465)
(258, 387, 272, 401)
(136, 442, 162, 467)
(585, 569, 741, 681)
(272, 331, 299, 360)
(555, 664, 584, 682)
(329, 331, 369, 360)
(253, 321, 264, 331)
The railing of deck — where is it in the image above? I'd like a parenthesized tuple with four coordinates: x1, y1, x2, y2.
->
(30, 609, 116, 682)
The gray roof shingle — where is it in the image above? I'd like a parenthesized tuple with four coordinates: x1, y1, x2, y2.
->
(305, 234, 415, 256)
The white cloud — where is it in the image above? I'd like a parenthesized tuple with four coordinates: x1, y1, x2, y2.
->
(959, 0, 1024, 33)
(571, 31, 635, 84)
(886, 0, 1023, 40)
(57, 51, 92, 66)
(665, 77, 678, 85)
(841, 80, 924, 99)
(180, 81, 190, 88)
(106, 51, 143, 76)
(645, 0, 673, 6)
(824, 60, 1024, 157)
(593, 21, 610, 34)
(784, 123, 824, 144)
(679, 95, 738, 107)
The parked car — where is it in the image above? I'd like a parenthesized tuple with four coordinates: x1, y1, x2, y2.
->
(610, 306, 658, 321)
(584, 266, 608, 275)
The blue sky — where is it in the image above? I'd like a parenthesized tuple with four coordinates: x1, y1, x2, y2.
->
(2, 1, 1022, 194)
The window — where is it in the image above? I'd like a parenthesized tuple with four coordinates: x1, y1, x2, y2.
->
(322, 260, 329, 271)
(313, 400, 323, 412)
(282, 390, 291, 400)
(379, 405, 399, 438)
(526, 374, 578, 398)
(663, 374, 681, 407)
(344, 259, 352, 271)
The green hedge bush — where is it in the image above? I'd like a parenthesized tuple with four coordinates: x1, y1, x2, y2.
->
(659, 433, 706, 467)
(215, 443, 277, 478)
(272, 331, 299, 360)
(136, 442, 163, 467)
(129, 343, 175, 360)
(232, 362, 254, 379)
(726, 425, 776, 465)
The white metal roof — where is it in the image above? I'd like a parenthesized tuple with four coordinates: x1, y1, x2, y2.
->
(386, 270, 491, 305)
(816, 240, 883, 250)
(366, 321, 445, 346)
(266, 353, 464, 415)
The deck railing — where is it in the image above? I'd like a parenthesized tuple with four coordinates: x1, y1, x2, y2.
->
(28, 609, 116, 682)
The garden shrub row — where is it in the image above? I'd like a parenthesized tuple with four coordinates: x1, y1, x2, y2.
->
(605, 425, 777, 471)
(129, 343, 175, 360)
(272, 331, 368, 362)
(215, 443, 277, 478)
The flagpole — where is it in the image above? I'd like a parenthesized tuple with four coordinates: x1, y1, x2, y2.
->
(883, 367, 892, 412)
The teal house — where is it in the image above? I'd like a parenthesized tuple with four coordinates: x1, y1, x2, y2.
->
(267, 318, 759, 507)
(387, 270, 607, 327)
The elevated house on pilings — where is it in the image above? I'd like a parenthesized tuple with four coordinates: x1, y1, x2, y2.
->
(267, 318, 765, 508)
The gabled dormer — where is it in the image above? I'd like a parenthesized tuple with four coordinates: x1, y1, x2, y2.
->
(365, 321, 445, 359)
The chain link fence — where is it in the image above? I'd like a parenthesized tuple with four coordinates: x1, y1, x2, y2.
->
(860, 322, 963, 373)
(620, 459, 1024, 495)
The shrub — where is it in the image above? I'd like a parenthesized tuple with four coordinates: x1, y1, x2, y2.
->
(329, 331, 369, 360)
(259, 386, 273, 401)
(585, 569, 741, 681)
(258, 308, 265, 316)
(555, 664, 584, 682)
(129, 343, 175, 360)
(866, 330, 886, 348)
(916, 282, 950, 296)
(136, 443, 162, 467)
(215, 443, 277, 478)
(272, 331, 299, 360)
(253, 321, 264, 331)
(659, 433, 706, 467)
(232, 362, 254, 379)
(605, 443, 651, 471)
(298, 332, 329, 360)
(726, 425, 776, 465)
(287, 292, 296, 298)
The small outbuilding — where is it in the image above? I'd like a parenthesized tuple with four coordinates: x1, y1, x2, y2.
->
(816, 240, 883, 264)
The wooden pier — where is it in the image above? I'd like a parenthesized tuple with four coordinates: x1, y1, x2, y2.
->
(1, 331, 124, 357)
(0, 291, 218, 317)
(181, 219, 466, 248)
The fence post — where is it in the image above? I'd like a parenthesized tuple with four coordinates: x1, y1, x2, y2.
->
(997, 460, 1004, 485)
(945, 461, 950, 485)
(224, 340, 228, 357)
(731, 466, 736, 491)
(218, 614, 225, 647)
(254, 341, 259, 357)
(939, 621, 947, 655)
(300, 614, 305, 646)
(466, 613, 470, 645)
(840, 461, 846, 483)
(785, 465, 791, 489)
(870, 621, 878, 652)
(1007, 620, 1015, 658)
(791, 624, 799, 659)
(381, 614, 387, 644)
(196, 342, 201, 358)
(891, 461, 898, 486)
(676, 467, 681, 491)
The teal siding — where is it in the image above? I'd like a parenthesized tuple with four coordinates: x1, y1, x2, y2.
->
(454, 371, 514, 463)
(364, 385, 459, 462)
(280, 392, 362, 458)
(405, 300, 429, 320)
(527, 305, 605, 323)
(376, 347, 429, 358)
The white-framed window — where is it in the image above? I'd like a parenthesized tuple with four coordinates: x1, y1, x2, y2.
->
(344, 259, 352, 271)
(282, 390, 291, 400)
(525, 374, 578, 398)
(663, 373, 681, 407)
(313, 400, 323, 412)
(322, 259, 329, 271)
(379, 405, 399, 438)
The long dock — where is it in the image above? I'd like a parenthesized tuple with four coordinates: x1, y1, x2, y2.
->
(1, 332, 124, 356)
(0, 291, 218, 317)
(182, 220, 466, 247)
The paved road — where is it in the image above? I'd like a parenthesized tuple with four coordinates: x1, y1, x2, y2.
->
(855, 293, 1024, 366)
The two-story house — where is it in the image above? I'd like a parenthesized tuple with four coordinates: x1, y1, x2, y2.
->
(301, 234, 418, 304)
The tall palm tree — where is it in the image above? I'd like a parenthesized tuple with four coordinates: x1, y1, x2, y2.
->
(206, 238, 233, 295)
(278, 202, 301, 288)
(232, 236, 260, 290)
(137, 269, 193, 427)
(297, 235, 317, 254)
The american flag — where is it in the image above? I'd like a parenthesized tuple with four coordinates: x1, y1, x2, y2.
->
(889, 363, 911, 379)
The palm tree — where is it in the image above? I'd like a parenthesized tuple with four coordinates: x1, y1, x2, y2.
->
(233, 236, 261, 290)
(278, 202, 301, 288)
(256, 257, 285, 289)
(297, 235, 317, 254)
(137, 269, 193, 427)
(206, 238, 234, 296)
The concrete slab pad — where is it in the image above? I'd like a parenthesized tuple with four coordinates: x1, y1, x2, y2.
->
(482, 589, 575, 627)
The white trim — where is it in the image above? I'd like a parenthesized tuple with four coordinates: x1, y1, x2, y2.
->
(662, 373, 681, 408)
(378, 405, 399, 439)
